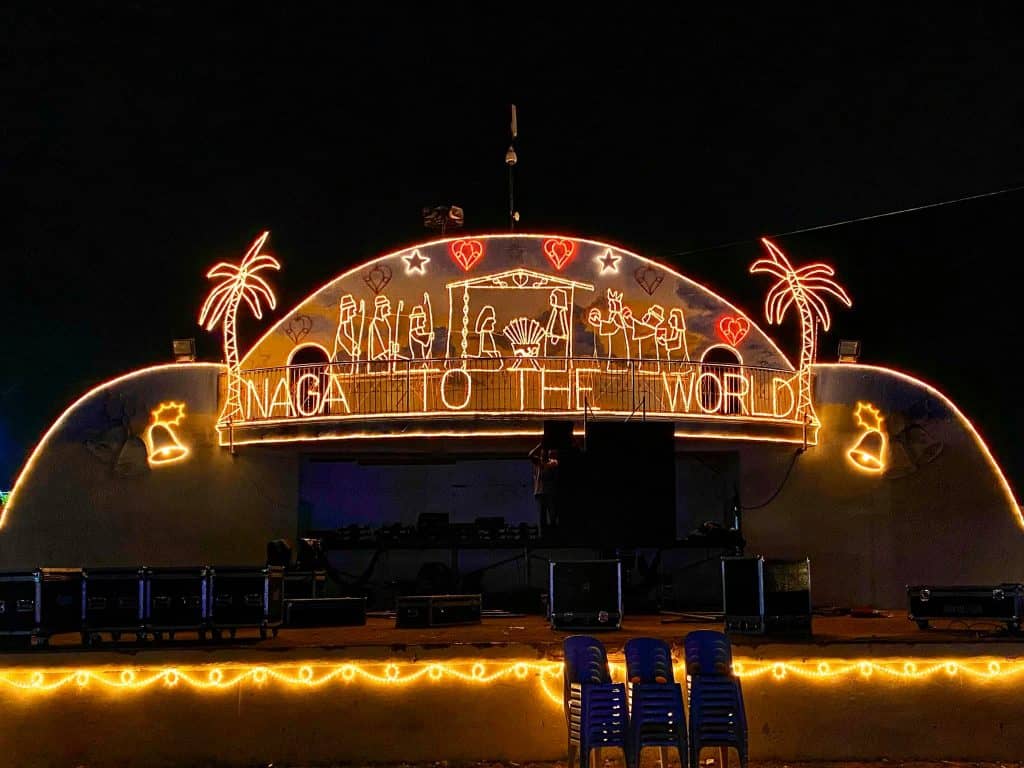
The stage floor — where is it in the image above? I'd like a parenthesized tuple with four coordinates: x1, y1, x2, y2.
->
(4, 611, 1023, 666)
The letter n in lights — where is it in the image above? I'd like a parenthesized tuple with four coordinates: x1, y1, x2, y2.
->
(145, 402, 190, 467)
(847, 401, 887, 474)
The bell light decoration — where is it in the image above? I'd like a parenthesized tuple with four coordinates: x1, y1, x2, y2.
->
(145, 402, 191, 467)
(846, 402, 887, 474)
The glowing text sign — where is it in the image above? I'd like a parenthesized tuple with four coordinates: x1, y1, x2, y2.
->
(236, 360, 798, 422)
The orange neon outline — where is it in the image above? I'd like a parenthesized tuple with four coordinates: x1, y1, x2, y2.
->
(0, 656, 1021, 699)
(238, 234, 795, 373)
(846, 401, 887, 474)
(449, 239, 485, 272)
(1, 363, 226, 529)
(716, 314, 751, 347)
(144, 402, 191, 467)
(817, 363, 1022, 530)
(595, 248, 621, 274)
(199, 231, 280, 424)
(542, 237, 577, 270)
(218, 405, 805, 432)
(401, 248, 430, 275)
(751, 238, 851, 424)
(218, 425, 814, 449)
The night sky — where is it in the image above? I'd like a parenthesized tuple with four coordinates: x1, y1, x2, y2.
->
(3, 6, 1023, 491)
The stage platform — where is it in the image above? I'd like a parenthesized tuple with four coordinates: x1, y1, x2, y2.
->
(2, 613, 1023, 766)
(5, 612, 1024, 662)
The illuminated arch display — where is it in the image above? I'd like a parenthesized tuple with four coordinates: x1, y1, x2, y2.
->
(226, 234, 809, 446)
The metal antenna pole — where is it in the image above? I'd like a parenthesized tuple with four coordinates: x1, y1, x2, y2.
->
(505, 104, 518, 231)
(508, 162, 516, 231)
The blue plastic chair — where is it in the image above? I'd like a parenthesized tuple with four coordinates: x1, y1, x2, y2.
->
(683, 630, 734, 677)
(683, 631, 748, 768)
(563, 635, 628, 768)
(624, 637, 688, 768)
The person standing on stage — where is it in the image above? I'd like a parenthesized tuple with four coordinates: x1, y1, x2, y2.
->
(529, 443, 560, 538)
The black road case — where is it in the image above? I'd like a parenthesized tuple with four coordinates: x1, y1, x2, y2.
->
(395, 594, 482, 628)
(207, 565, 284, 639)
(284, 597, 367, 627)
(548, 560, 623, 631)
(0, 571, 40, 643)
(908, 584, 1022, 632)
(144, 566, 208, 640)
(36, 568, 85, 640)
(81, 567, 145, 643)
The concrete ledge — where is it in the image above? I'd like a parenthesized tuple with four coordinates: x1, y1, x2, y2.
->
(1, 634, 1022, 766)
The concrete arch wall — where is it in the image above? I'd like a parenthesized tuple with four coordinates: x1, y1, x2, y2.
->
(0, 364, 298, 569)
(3, 361, 1020, 609)
(739, 364, 1023, 607)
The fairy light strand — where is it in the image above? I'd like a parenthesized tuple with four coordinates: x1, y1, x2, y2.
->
(2, 658, 1021, 704)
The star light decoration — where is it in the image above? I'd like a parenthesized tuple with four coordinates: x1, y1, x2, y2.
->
(402, 249, 430, 275)
(596, 249, 621, 274)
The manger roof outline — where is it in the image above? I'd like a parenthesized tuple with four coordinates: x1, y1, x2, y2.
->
(445, 267, 594, 291)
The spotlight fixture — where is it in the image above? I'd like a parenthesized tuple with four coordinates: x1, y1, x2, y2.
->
(422, 205, 465, 234)
(838, 339, 861, 363)
(172, 338, 197, 363)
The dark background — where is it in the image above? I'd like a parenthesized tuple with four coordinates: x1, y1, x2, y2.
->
(2, 5, 1023, 492)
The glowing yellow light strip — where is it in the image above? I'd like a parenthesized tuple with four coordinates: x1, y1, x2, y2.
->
(816, 363, 1023, 529)
(2, 657, 1022, 701)
(1, 363, 226, 529)
(220, 426, 811, 448)
(238, 233, 795, 372)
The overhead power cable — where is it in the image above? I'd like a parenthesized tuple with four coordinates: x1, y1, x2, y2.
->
(668, 184, 1024, 259)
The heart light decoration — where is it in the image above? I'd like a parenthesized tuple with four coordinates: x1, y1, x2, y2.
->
(449, 239, 485, 272)
(716, 315, 751, 347)
(634, 266, 664, 296)
(362, 264, 393, 294)
(543, 238, 576, 271)
(284, 314, 313, 344)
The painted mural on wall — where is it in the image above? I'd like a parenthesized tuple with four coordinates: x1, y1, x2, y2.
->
(207, 234, 813, 438)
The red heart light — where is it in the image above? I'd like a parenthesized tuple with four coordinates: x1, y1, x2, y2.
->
(543, 238, 576, 271)
(716, 315, 751, 347)
(449, 239, 485, 271)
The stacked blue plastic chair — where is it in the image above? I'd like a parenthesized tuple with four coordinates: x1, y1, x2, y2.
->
(563, 635, 628, 768)
(683, 630, 748, 768)
(624, 637, 688, 768)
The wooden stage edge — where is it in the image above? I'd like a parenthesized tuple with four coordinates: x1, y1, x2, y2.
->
(3, 612, 1023, 668)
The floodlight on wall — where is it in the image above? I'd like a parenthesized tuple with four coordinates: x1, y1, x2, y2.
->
(172, 338, 197, 363)
(838, 340, 861, 363)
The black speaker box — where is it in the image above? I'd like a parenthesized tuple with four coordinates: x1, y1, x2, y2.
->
(548, 560, 623, 630)
(583, 421, 675, 546)
(544, 420, 575, 450)
(722, 555, 811, 635)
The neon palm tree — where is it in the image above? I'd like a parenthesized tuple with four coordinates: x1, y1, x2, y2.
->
(199, 231, 280, 424)
(750, 237, 851, 423)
